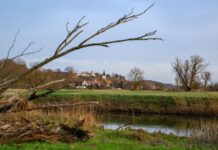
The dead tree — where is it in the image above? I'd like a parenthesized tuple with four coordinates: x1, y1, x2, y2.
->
(201, 71, 211, 90)
(0, 4, 161, 112)
(172, 55, 210, 91)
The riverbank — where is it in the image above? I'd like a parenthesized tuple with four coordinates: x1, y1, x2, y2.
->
(97, 113, 218, 137)
(33, 89, 218, 116)
(0, 129, 217, 150)
(2, 89, 218, 149)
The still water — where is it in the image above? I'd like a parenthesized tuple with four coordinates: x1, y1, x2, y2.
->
(97, 113, 218, 137)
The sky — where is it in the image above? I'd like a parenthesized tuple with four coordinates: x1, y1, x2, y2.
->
(0, 0, 218, 84)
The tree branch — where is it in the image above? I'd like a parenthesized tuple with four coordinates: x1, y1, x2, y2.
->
(79, 3, 155, 46)
(0, 4, 161, 95)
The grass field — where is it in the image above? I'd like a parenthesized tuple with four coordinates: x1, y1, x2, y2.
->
(5, 89, 218, 98)
(52, 89, 218, 98)
(0, 129, 217, 150)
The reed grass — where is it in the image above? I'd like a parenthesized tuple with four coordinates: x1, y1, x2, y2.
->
(31, 90, 218, 116)
(191, 121, 218, 144)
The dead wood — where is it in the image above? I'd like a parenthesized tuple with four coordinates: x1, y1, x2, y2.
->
(0, 120, 89, 144)
(0, 79, 66, 113)
(116, 121, 133, 130)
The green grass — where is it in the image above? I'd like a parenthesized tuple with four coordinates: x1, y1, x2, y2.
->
(52, 89, 218, 98)
(5, 89, 218, 98)
(34, 89, 218, 104)
(4, 89, 218, 116)
(0, 129, 217, 150)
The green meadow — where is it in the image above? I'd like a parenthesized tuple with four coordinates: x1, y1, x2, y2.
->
(0, 129, 217, 150)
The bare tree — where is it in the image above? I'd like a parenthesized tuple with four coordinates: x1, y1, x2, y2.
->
(201, 71, 211, 89)
(128, 67, 144, 90)
(172, 55, 210, 91)
(65, 66, 76, 73)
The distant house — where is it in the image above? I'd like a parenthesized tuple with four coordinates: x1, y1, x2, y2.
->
(81, 79, 101, 88)
(102, 75, 107, 81)
(105, 80, 112, 87)
(77, 71, 96, 78)
(74, 71, 128, 89)
(90, 71, 96, 77)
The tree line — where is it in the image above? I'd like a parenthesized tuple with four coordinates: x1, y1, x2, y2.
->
(127, 55, 217, 91)
(1, 55, 217, 91)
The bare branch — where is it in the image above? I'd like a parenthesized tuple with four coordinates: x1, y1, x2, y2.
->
(116, 121, 133, 130)
(0, 79, 66, 113)
(55, 17, 89, 55)
(0, 42, 41, 83)
(83, 31, 161, 48)
(0, 30, 20, 70)
(31, 78, 65, 92)
(79, 3, 155, 46)
(0, 5, 161, 95)
(6, 30, 20, 60)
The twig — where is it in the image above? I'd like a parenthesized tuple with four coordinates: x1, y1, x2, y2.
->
(116, 121, 133, 130)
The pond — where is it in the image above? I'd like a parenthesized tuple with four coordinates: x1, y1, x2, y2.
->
(96, 113, 218, 137)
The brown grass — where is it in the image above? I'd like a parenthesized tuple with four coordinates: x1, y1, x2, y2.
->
(0, 102, 97, 143)
(191, 121, 218, 144)
(23, 104, 97, 130)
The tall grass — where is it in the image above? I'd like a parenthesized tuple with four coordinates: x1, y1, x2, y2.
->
(34, 92, 218, 116)
(28, 105, 97, 130)
(0, 103, 97, 130)
(191, 121, 218, 144)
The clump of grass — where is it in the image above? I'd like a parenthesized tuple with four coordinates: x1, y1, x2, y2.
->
(22, 104, 97, 130)
(191, 121, 218, 144)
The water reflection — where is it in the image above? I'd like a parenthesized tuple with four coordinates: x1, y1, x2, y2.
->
(97, 113, 218, 137)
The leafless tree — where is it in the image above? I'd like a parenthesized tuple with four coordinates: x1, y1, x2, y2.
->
(172, 55, 210, 91)
(65, 66, 76, 73)
(0, 4, 161, 112)
(128, 67, 144, 90)
(201, 71, 211, 89)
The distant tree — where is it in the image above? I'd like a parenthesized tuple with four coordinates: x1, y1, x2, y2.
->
(0, 59, 28, 84)
(208, 82, 218, 91)
(64, 66, 77, 86)
(201, 71, 211, 89)
(128, 67, 144, 90)
(172, 55, 211, 91)
(64, 66, 75, 73)
(102, 70, 106, 76)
